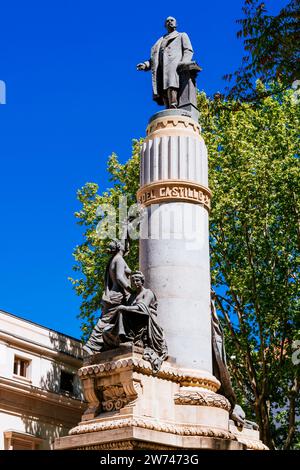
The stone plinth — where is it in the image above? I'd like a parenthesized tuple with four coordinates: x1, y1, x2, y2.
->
(229, 421, 268, 451)
(138, 110, 211, 371)
(54, 347, 246, 450)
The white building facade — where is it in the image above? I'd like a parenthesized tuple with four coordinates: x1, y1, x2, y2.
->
(0, 310, 86, 450)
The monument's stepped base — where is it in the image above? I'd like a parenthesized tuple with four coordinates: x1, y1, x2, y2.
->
(54, 110, 267, 451)
(53, 347, 267, 450)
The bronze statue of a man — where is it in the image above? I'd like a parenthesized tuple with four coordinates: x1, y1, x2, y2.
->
(137, 16, 194, 108)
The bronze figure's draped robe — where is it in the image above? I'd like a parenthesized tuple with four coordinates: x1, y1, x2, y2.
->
(83, 243, 168, 372)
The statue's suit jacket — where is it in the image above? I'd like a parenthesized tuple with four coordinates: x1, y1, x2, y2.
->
(144, 31, 193, 104)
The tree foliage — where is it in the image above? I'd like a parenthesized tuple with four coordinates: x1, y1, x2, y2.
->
(225, 0, 300, 100)
(198, 84, 300, 449)
(69, 142, 141, 341)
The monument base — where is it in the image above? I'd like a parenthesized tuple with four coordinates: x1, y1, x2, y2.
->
(53, 347, 267, 451)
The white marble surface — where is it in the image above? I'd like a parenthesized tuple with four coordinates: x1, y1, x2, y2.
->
(140, 203, 211, 372)
(141, 135, 208, 187)
(139, 116, 212, 372)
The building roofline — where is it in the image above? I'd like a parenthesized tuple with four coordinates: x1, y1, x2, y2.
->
(0, 307, 82, 344)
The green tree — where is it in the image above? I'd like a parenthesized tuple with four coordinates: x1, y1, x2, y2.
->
(225, 0, 300, 100)
(70, 142, 140, 341)
(198, 84, 300, 449)
(71, 85, 299, 448)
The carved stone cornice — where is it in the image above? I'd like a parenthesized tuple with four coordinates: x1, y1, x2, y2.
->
(174, 390, 231, 411)
(0, 377, 85, 427)
(78, 356, 220, 392)
(137, 180, 211, 211)
(102, 384, 132, 412)
(235, 437, 268, 451)
(69, 416, 236, 441)
(146, 115, 201, 139)
(75, 441, 176, 450)
(0, 376, 85, 411)
(76, 442, 135, 451)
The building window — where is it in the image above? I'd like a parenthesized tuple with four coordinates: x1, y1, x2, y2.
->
(13, 356, 31, 379)
(4, 431, 42, 450)
(60, 370, 74, 395)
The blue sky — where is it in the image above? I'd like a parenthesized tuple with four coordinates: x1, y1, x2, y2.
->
(0, 0, 286, 339)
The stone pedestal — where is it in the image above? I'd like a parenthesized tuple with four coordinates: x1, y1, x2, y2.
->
(54, 347, 245, 450)
(229, 421, 268, 451)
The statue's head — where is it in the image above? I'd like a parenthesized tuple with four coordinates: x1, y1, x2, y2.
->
(131, 270, 145, 289)
(107, 239, 124, 254)
(165, 16, 177, 33)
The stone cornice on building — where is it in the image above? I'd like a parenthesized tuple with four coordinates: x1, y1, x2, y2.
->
(0, 310, 83, 359)
(0, 376, 86, 427)
(0, 330, 82, 367)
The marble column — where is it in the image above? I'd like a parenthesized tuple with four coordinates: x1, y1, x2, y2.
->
(54, 112, 267, 453)
(137, 109, 212, 372)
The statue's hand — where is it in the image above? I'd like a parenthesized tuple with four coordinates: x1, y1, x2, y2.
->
(177, 61, 187, 70)
(116, 305, 128, 312)
(137, 63, 146, 71)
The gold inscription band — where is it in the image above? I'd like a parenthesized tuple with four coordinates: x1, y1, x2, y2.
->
(137, 180, 211, 211)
